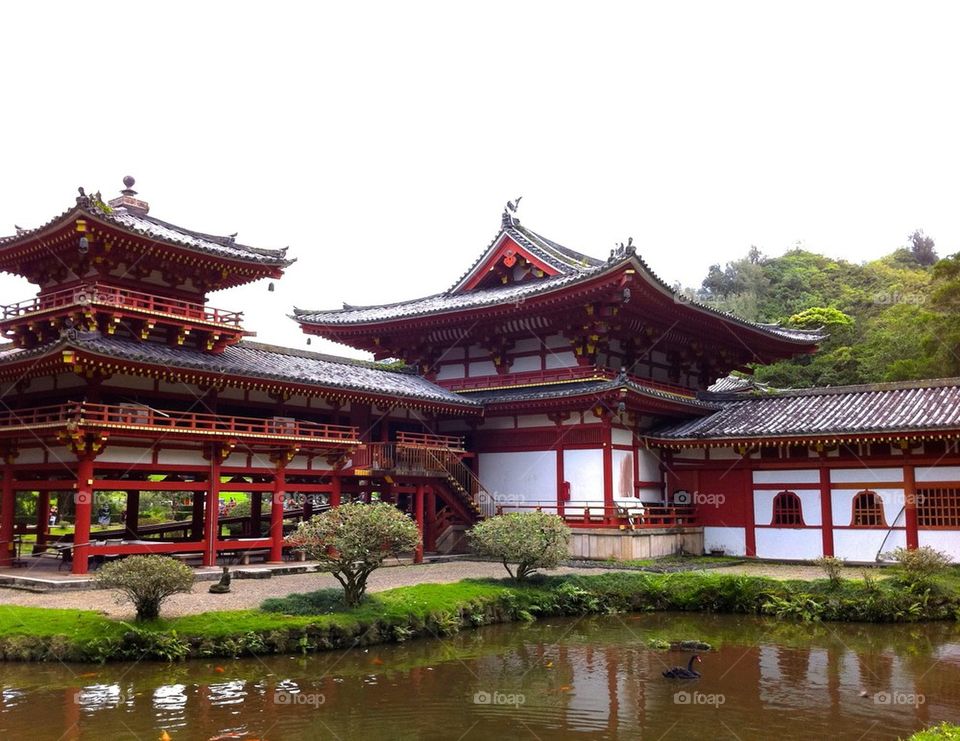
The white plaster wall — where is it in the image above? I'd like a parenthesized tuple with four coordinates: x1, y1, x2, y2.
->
(436, 364, 465, 380)
(753, 469, 819, 485)
(612, 449, 633, 499)
(157, 449, 208, 466)
(478, 416, 514, 430)
(832, 467, 904, 483)
(286, 454, 310, 471)
(516, 414, 554, 428)
(219, 387, 245, 400)
(513, 338, 540, 353)
(509, 355, 541, 373)
(544, 351, 577, 369)
(754, 489, 821, 526)
(444, 347, 466, 360)
(99, 447, 154, 465)
(467, 344, 486, 358)
(833, 529, 905, 561)
(673, 448, 706, 460)
(468, 360, 497, 377)
(918, 531, 960, 561)
(563, 448, 603, 502)
(916, 466, 960, 482)
(637, 449, 661, 480)
(478, 451, 557, 503)
(248, 390, 273, 404)
(703, 526, 746, 556)
(43, 445, 75, 467)
(611, 428, 633, 446)
(830, 488, 905, 527)
(103, 374, 154, 391)
(544, 334, 568, 349)
(16, 447, 48, 465)
(755, 528, 823, 559)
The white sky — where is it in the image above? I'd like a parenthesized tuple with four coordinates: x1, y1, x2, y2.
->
(2, 2, 959, 359)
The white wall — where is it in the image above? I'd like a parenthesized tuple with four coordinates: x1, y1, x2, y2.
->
(756, 528, 822, 559)
(919, 531, 960, 560)
(704, 526, 746, 556)
(754, 489, 821, 526)
(916, 466, 960, 482)
(563, 448, 603, 502)
(833, 529, 906, 561)
(830, 488, 905, 527)
(612, 449, 633, 499)
(478, 450, 557, 504)
(753, 469, 819, 485)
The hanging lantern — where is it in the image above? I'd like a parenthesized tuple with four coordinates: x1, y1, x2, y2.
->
(306, 337, 312, 345)
(78, 236, 89, 253)
(268, 282, 275, 292)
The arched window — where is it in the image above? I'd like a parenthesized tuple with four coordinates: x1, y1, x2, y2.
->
(772, 491, 803, 526)
(852, 490, 886, 527)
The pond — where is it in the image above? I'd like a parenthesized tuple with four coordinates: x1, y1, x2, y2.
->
(1, 613, 958, 740)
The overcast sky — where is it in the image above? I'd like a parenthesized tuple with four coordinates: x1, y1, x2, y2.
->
(2, 2, 959, 358)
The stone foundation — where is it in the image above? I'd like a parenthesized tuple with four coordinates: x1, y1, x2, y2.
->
(568, 527, 704, 561)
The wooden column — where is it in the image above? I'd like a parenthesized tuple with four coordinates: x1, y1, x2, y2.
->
(424, 486, 437, 552)
(556, 447, 565, 518)
(741, 459, 757, 558)
(73, 455, 94, 575)
(330, 474, 342, 508)
(34, 491, 50, 553)
(601, 414, 614, 524)
(250, 491, 263, 536)
(414, 483, 425, 564)
(0, 458, 15, 567)
(203, 448, 223, 567)
(269, 465, 286, 563)
(125, 490, 140, 538)
(904, 462, 919, 550)
(818, 455, 834, 557)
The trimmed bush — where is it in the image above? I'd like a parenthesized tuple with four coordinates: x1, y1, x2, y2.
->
(94, 555, 195, 621)
(883, 546, 952, 590)
(286, 502, 420, 606)
(468, 512, 571, 581)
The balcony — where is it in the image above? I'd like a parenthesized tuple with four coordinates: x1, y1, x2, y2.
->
(0, 402, 361, 449)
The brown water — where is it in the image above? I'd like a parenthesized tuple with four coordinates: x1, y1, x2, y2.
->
(1, 613, 958, 740)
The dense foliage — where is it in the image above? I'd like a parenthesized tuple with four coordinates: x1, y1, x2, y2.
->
(692, 230, 960, 386)
(468, 512, 571, 581)
(286, 502, 420, 606)
(94, 555, 195, 621)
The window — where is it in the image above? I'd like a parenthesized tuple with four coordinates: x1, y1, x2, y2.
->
(917, 487, 960, 528)
(772, 491, 803, 526)
(851, 490, 886, 527)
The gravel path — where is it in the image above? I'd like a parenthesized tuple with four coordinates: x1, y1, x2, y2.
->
(0, 560, 845, 620)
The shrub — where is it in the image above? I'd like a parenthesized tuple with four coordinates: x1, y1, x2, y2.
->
(813, 556, 845, 587)
(94, 555, 195, 621)
(286, 502, 420, 606)
(882, 546, 952, 589)
(468, 512, 571, 581)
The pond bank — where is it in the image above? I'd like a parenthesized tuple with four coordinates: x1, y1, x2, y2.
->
(0, 567, 958, 663)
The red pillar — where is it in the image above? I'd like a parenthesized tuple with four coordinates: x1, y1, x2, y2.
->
(424, 486, 437, 552)
(904, 463, 919, 550)
(602, 420, 615, 524)
(414, 484, 425, 564)
(330, 475, 342, 508)
(203, 451, 222, 567)
(819, 457, 834, 557)
(125, 490, 140, 538)
(269, 466, 286, 563)
(0, 459, 14, 567)
(73, 455, 94, 575)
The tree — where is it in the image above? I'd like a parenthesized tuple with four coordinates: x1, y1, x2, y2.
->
(908, 229, 938, 267)
(94, 555, 195, 621)
(468, 512, 571, 581)
(286, 502, 420, 606)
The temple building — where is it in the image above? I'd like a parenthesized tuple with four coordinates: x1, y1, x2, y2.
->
(1, 183, 958, 573)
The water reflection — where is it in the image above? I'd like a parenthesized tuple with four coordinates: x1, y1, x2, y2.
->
(1, 614, 958, 740)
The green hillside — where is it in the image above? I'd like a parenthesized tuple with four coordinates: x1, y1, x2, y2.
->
(691, 231, 960, 387)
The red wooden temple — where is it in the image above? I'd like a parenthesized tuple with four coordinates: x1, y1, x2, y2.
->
(1, 184, 958, 572)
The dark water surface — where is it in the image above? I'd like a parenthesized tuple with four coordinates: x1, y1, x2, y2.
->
(1, 613, 958, 740)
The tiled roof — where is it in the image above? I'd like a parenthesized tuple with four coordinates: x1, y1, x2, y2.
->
(707, 375, 773, 394)
(0, 334, 478, 408)
(653, 377, 960, 441)
(295, 218, 825, 345)
(465, 378, 717, 410)
(0, 195, 292, 267)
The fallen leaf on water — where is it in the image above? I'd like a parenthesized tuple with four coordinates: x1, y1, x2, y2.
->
(559, 685, 572, 692)
(545, 661, 553, 668)
(159, 732, 172, 741)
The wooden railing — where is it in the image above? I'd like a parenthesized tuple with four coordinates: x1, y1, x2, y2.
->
(395, 431, 465, 450)
(493, 501, 697, 529)
(1, 283, 243, 327)
(0, 402, 361, 444)
(439, 365, 697, 399)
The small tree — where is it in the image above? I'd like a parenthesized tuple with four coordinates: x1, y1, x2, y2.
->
(95, 555, 195, 621)
(882, 546, 952, 589)
(468, 512, 571, 581)
(286, 502, 420, 606)
(813, 555, 845, 588)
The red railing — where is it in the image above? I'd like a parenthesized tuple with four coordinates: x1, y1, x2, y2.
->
(1, 284, 243, 327)
(440, 365, 696, 399)
(494, 501, 697, 529)
(0, 402, 361, 444)
(396, 431, 465, 450)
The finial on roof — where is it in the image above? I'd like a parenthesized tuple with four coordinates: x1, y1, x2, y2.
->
(501, 196, 522, 228)
(608, 237, 636, 262)
(108, 175, 149, 215)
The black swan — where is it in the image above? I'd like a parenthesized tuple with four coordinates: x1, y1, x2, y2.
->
(662, 655, 702, 679)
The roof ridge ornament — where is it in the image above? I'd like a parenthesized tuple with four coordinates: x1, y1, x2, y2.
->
(107, 175, 150, 216)
(608, 237, 635, 262)
(502, 196, 522, 228)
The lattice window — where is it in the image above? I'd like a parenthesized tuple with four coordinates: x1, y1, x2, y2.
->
(851, 490, 886, 527)
(917, 487, 960, 528)
(772, 491, 804, 526)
